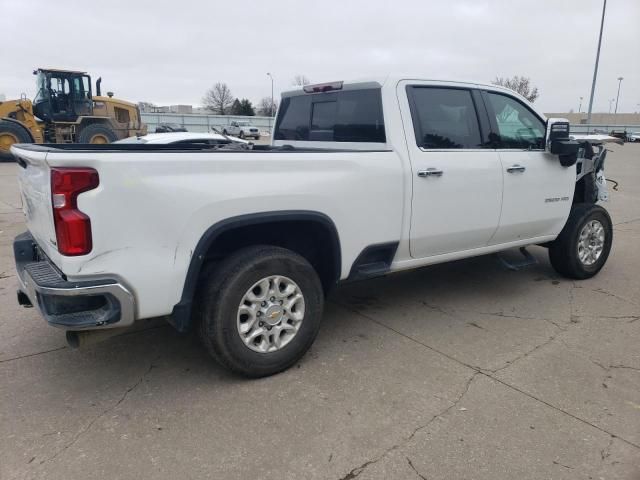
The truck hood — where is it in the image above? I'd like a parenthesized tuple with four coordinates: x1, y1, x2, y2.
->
(570, 134, 624, 145)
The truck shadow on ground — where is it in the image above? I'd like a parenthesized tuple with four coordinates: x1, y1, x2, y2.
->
(55, 246, 566, 384)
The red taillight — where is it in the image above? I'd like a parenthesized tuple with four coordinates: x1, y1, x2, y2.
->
(51, 168, 99, 256)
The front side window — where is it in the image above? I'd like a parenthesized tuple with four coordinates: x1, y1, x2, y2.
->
(486, 93, 545, 149)
(50, 76, 70, 95)
(274, 88, 386, 143)
(408, 87, 483, 149)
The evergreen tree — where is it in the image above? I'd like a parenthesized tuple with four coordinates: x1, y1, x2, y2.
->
(239, 99, 255, 116)
(230, 99, 243, 115)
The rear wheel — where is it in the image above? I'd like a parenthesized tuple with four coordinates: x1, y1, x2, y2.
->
(77, 124, 117, 144)
(0, 120, 32, 161)
(549, 204, 612, 279)
(195, 245, 324, 377)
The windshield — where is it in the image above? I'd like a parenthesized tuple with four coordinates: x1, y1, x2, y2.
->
(33, 71, 47, 104)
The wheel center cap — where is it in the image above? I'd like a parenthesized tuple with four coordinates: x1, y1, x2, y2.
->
(264, 305, 283, 326)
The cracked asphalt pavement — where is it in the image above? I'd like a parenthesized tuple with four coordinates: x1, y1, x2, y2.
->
(1, 145, 639, 480)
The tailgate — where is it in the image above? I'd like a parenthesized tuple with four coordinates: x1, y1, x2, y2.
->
(12, 145, 61, 264)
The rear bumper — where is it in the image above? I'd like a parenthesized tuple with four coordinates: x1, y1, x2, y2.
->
(14, 231, 135, 330)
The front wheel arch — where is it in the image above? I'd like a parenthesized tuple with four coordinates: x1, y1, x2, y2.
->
(548, 203, 612, 279)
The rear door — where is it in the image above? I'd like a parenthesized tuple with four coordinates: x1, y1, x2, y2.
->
(483, 91, 575, 244)
(401, 83, 503, 258)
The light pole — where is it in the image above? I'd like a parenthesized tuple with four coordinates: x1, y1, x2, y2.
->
(578, 96, 583, 113)
(266, 72, 274, 134)
(614, 76, 623, 114)
(608, 98, 615, 114)
(586, 0, 607, 129)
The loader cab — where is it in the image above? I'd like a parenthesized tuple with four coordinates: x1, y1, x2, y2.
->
(32, 69, 93, 122)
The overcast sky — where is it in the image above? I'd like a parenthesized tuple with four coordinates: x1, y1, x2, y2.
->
(1, 0, 638, 113)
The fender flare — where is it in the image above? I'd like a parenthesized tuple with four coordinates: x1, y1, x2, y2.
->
(169, 210, 341, 332)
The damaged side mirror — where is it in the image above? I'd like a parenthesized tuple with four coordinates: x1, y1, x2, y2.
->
(547, 119, 579, 167)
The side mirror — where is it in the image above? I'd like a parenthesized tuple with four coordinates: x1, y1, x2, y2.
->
(547, 119, 579, 167)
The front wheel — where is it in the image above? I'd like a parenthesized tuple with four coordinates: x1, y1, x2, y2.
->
(195, 245, 324, 377)
(239, 131, 245, 139)
(549, 204, 612, 279)
(0, 120, 32, 161)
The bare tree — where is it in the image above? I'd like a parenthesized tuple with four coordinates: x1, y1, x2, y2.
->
(257, 96, 278, 117)
(292, 75, 311, 86)
(492, 76, 539, 103)
(202, 82, 235, 115)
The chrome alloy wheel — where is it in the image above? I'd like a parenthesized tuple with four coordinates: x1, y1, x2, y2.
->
(237, 275, 305, 353)
(577, 220, 605, 266)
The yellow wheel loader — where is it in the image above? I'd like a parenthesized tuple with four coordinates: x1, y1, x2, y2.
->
(0, 68, 146, 160)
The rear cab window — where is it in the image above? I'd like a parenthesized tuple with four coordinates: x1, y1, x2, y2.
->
(274, 84, 386, 145)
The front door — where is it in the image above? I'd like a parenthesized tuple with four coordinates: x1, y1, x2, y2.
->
(483, 91, 575, 245)
(403, 84, 503, 258)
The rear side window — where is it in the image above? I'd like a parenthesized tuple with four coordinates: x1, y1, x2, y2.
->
(274, 89, 386, 143)
(114, 107, 130, 124)
(407, 87, 483, 149)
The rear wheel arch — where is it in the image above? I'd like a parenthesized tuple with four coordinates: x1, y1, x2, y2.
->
(170, 211, 341, 332)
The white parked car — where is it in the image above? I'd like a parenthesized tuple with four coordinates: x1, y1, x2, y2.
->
(221, 121, 260, 140)
(12, 77, 616, 378)
(627, 131, 640, 142)
(115, 132, 248, 145)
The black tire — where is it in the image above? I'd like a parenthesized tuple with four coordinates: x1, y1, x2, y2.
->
(0, 120, 32, 162)
(548, 203, 612, 279)
(77, 123, 118, 144)
(194, 245, 324, 377)
(222, 129, 228, 135)
(239, 131, 245, 139)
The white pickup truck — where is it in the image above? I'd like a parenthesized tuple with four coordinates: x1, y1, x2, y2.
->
(12, 77, 614, 377)
(220, 120, 260, 140)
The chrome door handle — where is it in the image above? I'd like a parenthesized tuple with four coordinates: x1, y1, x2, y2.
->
(506, 165, 526, 173)
(417, 168, 444, 178)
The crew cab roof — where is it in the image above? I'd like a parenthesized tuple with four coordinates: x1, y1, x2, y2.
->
(282, 75, 546, 120)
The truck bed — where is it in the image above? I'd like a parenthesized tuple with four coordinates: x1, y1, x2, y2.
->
(12, 143, 391, 154)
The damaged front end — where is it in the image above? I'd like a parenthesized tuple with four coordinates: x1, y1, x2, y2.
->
(571, 134, 623, 204)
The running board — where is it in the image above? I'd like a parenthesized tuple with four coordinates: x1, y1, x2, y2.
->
(496, 247, 537, 271)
